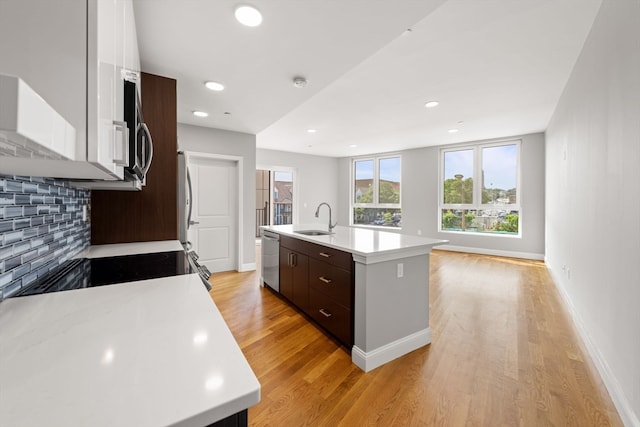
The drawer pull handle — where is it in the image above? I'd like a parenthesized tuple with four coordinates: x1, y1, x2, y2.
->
(319, 308, 333, 318)
(319, 276, 332, 284)
(319, 252, 332, 258)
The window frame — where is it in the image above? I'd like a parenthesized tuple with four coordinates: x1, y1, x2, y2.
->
(351, 154, 402, 228)
(439, 139, 521, 237)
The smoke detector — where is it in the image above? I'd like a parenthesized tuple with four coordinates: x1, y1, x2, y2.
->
(293, 77, 308, 88)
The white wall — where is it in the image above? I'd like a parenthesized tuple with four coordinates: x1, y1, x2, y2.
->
(338, 133, 546, 259)
(257, 148, 340, 226)
(178, 123, 256, 270)
(545, 1, 640, 425)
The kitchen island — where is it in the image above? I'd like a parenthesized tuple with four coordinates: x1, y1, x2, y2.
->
(0, 241, 260, 427)
(262, 225, 447, 372)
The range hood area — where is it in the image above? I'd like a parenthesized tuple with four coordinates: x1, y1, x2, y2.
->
(0, 74, 76, 160)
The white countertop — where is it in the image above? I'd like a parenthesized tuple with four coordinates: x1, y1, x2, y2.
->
(263, 224, 447, 263)
(82, 240, 185, 258)
(0, 271, 260, 427)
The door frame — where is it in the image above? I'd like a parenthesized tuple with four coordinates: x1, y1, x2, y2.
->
(186, 150, 244, 272)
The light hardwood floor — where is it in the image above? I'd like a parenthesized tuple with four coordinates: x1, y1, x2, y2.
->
(208, 248, 622, 426)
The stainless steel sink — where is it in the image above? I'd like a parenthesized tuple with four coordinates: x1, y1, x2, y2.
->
(294, 230, 334, 236)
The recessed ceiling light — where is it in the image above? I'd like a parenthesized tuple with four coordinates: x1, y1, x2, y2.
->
(307, 129, 316, 133)
(448, 128, 459, 133)
(205, 81, 225, 91)
(235, 5, 262, 27)
(349, 144, 358, 148)
(193, 111, 208, 118)
(425, 101, 439, 108)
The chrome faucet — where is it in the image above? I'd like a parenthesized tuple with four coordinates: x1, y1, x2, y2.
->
(315, 202, 337, 231)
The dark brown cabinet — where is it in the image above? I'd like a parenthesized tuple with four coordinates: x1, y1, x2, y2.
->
(278, 235, 354, 347)
(90, 72, 178, 244)
(279, 245, 309, 310)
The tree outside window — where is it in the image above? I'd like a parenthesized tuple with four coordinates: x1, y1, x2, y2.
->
(353, 156, 401, 227)
(440, 142, 520, 235)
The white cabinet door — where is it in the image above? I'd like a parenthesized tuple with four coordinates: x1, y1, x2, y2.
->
(89, 0, 126, 179)
(0, 0, 140, 181)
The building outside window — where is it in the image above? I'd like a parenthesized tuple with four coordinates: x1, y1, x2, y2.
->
(273, 171, 293, 225)
(352, 155, 401, 227)
(440, 140, 520, 235)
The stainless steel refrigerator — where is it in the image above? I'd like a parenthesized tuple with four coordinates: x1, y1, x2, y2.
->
(177, 151, 212, 289)
(177, 151, 193, 246)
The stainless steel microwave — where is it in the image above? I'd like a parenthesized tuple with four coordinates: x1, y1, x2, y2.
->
(124, 79, 153, 181)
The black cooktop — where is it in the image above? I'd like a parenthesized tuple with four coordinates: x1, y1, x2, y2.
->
(17, 251, 194, 296)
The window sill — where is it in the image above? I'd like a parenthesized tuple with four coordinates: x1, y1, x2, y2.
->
(439, 229, 521, 238)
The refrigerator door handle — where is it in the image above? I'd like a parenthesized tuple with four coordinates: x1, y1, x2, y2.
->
(186, 167, 194, 230)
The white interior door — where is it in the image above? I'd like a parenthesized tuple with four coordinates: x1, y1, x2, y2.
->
(187, 156, 238, 273)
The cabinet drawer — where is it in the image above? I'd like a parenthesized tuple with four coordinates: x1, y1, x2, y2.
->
(307, 242, 352, 270)
(308, 288, 352, 346)
(309, 258, 352, 307)
(281, 235, 353, 271)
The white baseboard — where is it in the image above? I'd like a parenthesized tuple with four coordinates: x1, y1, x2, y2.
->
(352, 328, 431, 373)
(238, 262, 256, 272)
(548, 268, 639, 427)
(437, 244, 544, 261)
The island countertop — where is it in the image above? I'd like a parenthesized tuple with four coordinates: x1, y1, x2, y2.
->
(263, 224, 447, 263)
(0, 273, 260, 427)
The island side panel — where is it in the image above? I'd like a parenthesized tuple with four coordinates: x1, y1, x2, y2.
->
(352, 253, 431, 371)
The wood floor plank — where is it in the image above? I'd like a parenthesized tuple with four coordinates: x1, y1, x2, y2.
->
(208, 248, 623, 426)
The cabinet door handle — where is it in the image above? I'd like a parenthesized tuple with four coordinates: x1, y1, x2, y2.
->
(319, 308, 332, 318)
(319, 252, 332, 258)
(319, 276, 332, 284)
(112, 120, 130, 166)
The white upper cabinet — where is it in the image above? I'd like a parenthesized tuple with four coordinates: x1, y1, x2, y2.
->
(0, 0, 140, 180)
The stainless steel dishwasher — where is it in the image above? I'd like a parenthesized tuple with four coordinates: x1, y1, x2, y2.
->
(261, 230, 280, 292)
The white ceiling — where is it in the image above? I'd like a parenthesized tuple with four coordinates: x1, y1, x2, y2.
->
(133, 0, 602, 158)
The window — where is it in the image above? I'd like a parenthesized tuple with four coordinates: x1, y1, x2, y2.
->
(352, 155, 401, 227)
(440, 141, 520, 235)
(273, 170, 293, 225)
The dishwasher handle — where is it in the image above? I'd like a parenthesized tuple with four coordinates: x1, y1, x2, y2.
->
(262, 231, 280, 241)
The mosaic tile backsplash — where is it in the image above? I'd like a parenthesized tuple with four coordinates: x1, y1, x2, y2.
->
(0, 175, 90, 300)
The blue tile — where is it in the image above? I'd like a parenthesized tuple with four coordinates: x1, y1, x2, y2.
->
(3, 230, 23, 245)
(23, 206, 37, 216)
(22, 249, 38, 263)
(0, 175, 90, 300)
(30, 195, 44, 204)
(0, 246, 13, 261)
(22, 271, 38, 286)
(4, 255, 21, 271)
(14, 218, 31, 230)
(4, 206, 22, 218)
(0, 220, 12, 233)
(12, 241, 31, 255)
(23, 227, 38, 239)
(15, 194, 30, 204)
(0, 193, 15, 205)
(5, 180, 23, 192)
(0, 270, 12, 287)
(2, 279, 22, 298)
(13, 263, 31, 279)
(22, 182, 38, 193)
